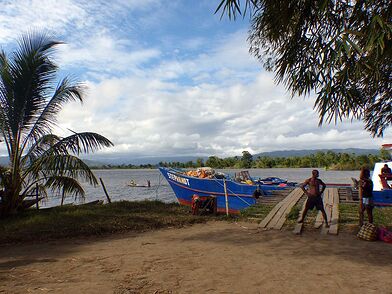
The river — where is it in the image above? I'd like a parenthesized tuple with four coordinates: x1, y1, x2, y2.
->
(40, 168, 360, 208)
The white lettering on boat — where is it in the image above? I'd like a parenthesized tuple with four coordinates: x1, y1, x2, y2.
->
(167, 173, 190, 186)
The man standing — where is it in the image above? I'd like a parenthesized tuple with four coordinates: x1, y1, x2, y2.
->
(298, 170, 329, 227)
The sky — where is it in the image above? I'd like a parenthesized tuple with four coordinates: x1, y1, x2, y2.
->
(0, 0, 391, 160)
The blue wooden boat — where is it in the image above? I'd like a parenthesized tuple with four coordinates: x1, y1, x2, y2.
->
(159, 167, 288, 214)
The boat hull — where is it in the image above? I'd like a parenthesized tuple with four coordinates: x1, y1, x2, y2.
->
(373, 190, 392, 206)
(159, 167, 286, 213)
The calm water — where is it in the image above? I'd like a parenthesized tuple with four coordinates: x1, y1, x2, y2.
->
(41, 168, 360, 208)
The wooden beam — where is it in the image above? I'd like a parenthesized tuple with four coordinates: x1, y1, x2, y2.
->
(100, 178, 111, 204)
(321, 189, 333, 235)
(272, 190, 303, 230)
(293, 199, 307, 235)
(329, 188, 340, 235)
(259, 188, 300, 228)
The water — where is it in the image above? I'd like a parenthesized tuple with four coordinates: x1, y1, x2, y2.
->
(41, 168, 360, 208)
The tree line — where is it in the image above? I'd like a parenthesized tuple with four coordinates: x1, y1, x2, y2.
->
(158, 150, 391, 171)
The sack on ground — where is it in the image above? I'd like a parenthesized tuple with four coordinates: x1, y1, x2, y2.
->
(357, 223, 378, 241)
(378, 227, 392, 244)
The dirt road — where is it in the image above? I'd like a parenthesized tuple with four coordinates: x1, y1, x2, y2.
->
(1, 221, 391, 293)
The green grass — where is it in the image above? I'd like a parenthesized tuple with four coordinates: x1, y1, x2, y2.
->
(239, 203, 275, 222)
(340, 203, 392, 229)
(0, 200, 218, 244)
(239, 200, 392, 232)
(2, 201, 391, 244)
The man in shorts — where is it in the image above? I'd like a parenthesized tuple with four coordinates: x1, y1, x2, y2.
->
(298, 170, 329, 227)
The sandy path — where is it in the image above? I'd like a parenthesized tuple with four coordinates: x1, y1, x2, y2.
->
(1, 221, 392, 294)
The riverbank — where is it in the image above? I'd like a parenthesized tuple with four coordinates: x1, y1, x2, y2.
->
(0, 201, 217, 244)
(1, 201, 391, 244)
(1, 221, 392, 293)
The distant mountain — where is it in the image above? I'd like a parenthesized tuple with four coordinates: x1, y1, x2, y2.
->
(0, 148, 381, 167)
(82, 155, 209, 166)
(254, 148, 380, 158)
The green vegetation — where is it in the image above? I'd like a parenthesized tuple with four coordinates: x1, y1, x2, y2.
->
(216, 1, 391, 137)
(340, 203, 392, 229)
(238, 203, 275, 221)
(0, 32, 113, 217)
(1, 200, 391, 243)
(241, 202, 392, 231)
(90, 163, 156, 170)
(0, 201, 214, 244)
(159, 150, 386, 170)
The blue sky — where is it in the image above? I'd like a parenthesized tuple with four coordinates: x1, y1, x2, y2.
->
(1, 0, 390, 159)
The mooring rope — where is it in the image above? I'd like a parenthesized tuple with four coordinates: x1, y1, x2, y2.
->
(211, 177, 253, 206)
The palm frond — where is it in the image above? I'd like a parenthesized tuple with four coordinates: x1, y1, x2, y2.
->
(26, 153, 98, 186)
(44, 175, 85, 199)
(22, 77, 85, 149)
(21, 134, 62, 166)
(215, 0, 258, 19)
(49, 132, 114, 155)
(8, 31, 61, 138)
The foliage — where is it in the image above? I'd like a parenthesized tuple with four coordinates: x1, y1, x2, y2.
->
(216, 0, 392, 137)
(158, 149, 385, 170)
(0, 32, 113, 217)
(380, 148, 392, 161)
(241, 150, 253, 168)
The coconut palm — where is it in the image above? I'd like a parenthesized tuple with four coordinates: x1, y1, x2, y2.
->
(0, 32, 113, 217)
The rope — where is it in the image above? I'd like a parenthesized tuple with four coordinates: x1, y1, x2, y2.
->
(165, 167, 254, 206)
(211, 177, 253, 206)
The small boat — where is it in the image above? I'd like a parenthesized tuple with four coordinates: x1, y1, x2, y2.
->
(257, 176, 297, 186)
(159, 167, 289, 214)
(127, 180, 151, 188)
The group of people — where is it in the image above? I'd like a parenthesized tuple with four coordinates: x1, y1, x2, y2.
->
(298, 163, 391, 228)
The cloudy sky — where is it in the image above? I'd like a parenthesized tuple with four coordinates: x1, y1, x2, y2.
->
(1, 0, 391, 159)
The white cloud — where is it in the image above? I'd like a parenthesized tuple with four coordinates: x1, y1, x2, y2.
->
(1, 1, 390, 160)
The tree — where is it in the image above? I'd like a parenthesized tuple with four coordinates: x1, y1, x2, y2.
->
(240, 150, 253, 168)
(0, 32, 113, 217)
(196, 157, 204, 167)
(380, 148, 391, 160)
(216, 0, 391, 136)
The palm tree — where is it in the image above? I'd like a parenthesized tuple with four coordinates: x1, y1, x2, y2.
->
(216, 0, 391, 137)
(0, 32, 113, 217)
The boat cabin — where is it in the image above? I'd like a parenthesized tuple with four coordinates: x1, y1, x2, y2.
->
(373, 162, 392, 190)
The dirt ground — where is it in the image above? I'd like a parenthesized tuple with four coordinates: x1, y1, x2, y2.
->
(1, 221, 392, 294)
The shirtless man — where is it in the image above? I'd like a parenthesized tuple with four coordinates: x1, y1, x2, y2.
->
(298, 170, 329, 227)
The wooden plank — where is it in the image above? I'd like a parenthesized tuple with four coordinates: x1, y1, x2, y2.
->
(265, 189, 302, 229)
(345, 187, 353, 201)
(258, 198, 288, 228)
(258, 189, 297, 228)
(293, 199, 307, 235)
(321, 189, 333, 235)
(271, 189, 304, 230)
(329, 188, 340, 235)
(258, 188, 301, 228)
(314, 189, 329, 229)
